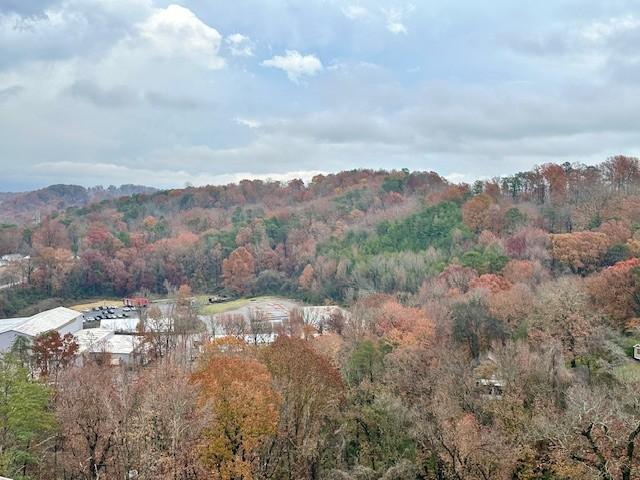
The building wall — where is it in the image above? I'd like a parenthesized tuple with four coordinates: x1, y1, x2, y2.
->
(59, 316, 83, 337)
(0, 331, 20, 351)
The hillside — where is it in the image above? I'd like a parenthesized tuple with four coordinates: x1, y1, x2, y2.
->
(0, 183, 157, 223)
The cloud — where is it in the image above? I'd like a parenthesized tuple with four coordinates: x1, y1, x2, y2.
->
(33, 160, 325, 188)
(235, 117, 261, 128)
(225, 33, 254, 57)
(382, 6, 412, 35)
(0, 84, 24, 102)
(262, 50, 323, 82)
(66, 80, 139, 108)
(137, 4, 224, 69)
(342, 5, 370, 20)
(0, 0, 59, 16)
(580, 15, 640, 43)
(2, 0, 640, 191)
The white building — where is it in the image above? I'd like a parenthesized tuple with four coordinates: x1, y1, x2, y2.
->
(74, 328, 143, 366)
(0, 307, 83, 351)
(0, 253, 28, 267)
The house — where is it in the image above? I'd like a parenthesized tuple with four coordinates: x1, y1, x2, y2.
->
(74, 328, 144, 366)
(476, 375, 505, 399)
(633, 344, 640, 361)
(0, 307, 83, 351)
(0, 253, 28, 267)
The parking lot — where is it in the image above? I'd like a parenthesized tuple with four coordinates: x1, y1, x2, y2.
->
(82, 304, 138, 324)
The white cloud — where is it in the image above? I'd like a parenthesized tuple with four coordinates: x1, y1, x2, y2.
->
(225, 33, 254, 57)
(235, 117, 261, 128)
(137, 4, 224, 69)
(581, 15, 640, 43)
(382, 6, 412, 35)
(33, 160, 324, 188)
(342, 5, 370, 20)
(262, 50, 323, 82)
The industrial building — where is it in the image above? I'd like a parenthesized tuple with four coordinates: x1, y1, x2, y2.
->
(0, 307, 83, 351)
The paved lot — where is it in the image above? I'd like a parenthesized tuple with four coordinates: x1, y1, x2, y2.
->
(81, 304, 138, 325)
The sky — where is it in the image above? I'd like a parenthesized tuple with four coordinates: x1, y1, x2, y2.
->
(1, 0, 640, 191)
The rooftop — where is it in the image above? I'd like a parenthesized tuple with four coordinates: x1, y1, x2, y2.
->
(13, 307, 81, 337)
(74, 328, 141, 355)
(0, 317, 29, 334)
(73, 328, 113, 353)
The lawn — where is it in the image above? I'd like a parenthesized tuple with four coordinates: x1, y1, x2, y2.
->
(197, 295, 275, 315)
(613, 361, 640, 383)
(69, 298, 122, 311)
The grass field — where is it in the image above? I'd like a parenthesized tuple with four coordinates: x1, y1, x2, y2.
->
(69, 298, 122, 311)
(613, 361, 640, 382)
(196, 296, 275, 315)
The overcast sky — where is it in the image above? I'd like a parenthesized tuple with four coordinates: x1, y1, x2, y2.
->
(1, 0, 639, 191)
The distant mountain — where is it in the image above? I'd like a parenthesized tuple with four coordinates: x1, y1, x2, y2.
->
(0, 184, 157, 224)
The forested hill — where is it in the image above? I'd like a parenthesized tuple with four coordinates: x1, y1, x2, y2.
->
(0, 183, 156, 223)
(2, 157, 640, 317)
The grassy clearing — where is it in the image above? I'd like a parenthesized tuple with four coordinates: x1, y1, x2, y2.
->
(69, 298, 122, 311)
(197, 295, 275, 315)
(613, 361, 640, 382)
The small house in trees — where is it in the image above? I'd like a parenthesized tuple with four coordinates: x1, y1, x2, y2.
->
(633, 344, 640, 361)
(476, 375, 505, 399)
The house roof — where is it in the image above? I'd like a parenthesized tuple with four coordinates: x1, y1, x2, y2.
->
(13, 307, 81, 337)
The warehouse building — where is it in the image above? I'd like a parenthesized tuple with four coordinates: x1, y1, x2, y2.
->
(0, 307, 83, 351)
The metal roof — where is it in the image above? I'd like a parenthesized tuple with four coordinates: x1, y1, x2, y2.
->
(13, 307, 81, 337)
(73, 328, 113, 353)
(0, 317, 29, 334)
(74, 328, 141, 355)
(104, 334, 141, 355)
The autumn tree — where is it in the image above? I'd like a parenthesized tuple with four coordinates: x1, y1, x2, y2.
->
(222, 247, 256, 295)
(261, 336, 345, 479)
(32, 331, 78, 382)
(462, 194, 496, 233)
(56, 362, 130, 480)
(551, 382, 640, 480)
(191, 339, 280, 480)
(587, 258, 640, 326)
(299, 264, 315, 290)
(451, 296, 506, 358)
(602, 155, 640, 192)
(550, 232, 609, 273)
(128, 361, 207, 479)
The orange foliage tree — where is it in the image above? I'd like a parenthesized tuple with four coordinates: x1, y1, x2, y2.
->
(587, 258, 640, 325)
(462, 194, 495, 233)
(222, 247, 256, 295)
(470, 273, 511, 293)
(373, 299, 435, 348)
(298, 264, 315, 290)
(191, 339, 280, 480)
(550, 232, 609, 273)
